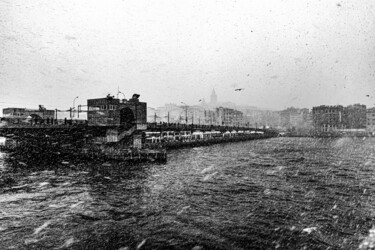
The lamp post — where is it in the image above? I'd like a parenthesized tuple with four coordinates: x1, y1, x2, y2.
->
(71, 96, 79, 118)
(181, 102, 188, 124)
(198, 98, 205, 125)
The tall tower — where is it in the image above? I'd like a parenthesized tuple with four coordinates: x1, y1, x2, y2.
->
(210, 89, 217, 105)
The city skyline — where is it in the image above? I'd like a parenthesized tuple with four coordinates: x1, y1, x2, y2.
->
(1, 0, 375, 114)
(1, 86, 375, 116)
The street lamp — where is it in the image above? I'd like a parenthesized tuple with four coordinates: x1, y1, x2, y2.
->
(71, 96, 79, 118)
(198, 99, 205, 125)
(181, 102, 188, 124)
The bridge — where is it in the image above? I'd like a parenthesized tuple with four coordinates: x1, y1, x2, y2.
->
(0, 94, 278, 163)
(0, 117, 276, 163)
(0, 119, 266, 141)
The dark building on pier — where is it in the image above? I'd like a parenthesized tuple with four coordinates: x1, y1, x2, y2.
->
(87, 94, 147, 127)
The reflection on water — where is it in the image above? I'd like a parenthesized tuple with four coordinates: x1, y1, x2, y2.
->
(1, 137, 375, 249)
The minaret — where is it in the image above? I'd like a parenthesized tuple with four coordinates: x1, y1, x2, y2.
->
(210, 89, 217, 105)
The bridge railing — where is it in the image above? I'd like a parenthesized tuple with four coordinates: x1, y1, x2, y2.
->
(145, 122, 261, 132)
(1, 118, 270, 132)
(0, 118, 88, 128)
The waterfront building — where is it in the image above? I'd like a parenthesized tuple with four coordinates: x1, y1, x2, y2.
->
(238, 106, 280, 128)
(87, 94, 147, 127)
(278, 107, 312, 130)
(216, 107, 244, 126)
(148, 103, 221, 125)
(261, 110, 282, 128)
(312, 105, 344, 132)
(302, 108, 313, 128)
(290, 112, 304, 128)
(280, 107, 299, 128)
(366, 107, 375, 135)
(154, 104, 184, 124)
(204, 109, 217, 125)
(186, 105, 205, 125)
(179, 105, 216, 125)
(343, 104, 366, 129)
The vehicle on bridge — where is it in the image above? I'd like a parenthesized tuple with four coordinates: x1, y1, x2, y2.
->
(173, 132, 181, 141)
(212, 131, 222, 138)
(191, 131, 204, 140)
(143, 132, 161, 144)
(180, 131, 191, 141)
(203, 131, 213, 139)
(203, 131, 221, 139)
(161, 131, 175, 142)
(223, 131, 231, 137)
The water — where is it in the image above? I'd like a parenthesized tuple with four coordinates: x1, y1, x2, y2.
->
(1, 137, 375, 249)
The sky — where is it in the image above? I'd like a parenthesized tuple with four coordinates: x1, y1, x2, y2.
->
(1, 0, 374, 115)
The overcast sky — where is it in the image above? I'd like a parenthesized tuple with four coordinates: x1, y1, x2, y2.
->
(1, 0, 374, 114)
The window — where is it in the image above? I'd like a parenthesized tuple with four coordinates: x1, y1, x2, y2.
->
(89, 106, 100, 111)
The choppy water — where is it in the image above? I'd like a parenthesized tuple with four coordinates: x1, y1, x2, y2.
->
(1, 137, 375, 249)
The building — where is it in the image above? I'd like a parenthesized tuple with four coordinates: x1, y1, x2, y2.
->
(312, 105, 344, 132)
(343, 104, 366, 129)
(302, 108, 313, 128)
(367, 107, 375, 135)
(87, 94, 147, 127)
(179, 105, 213, 125)
(237, 106, 280, 128)
(280, 107, 299, 128)
(278, 107, 312, 129)
(210, 89, 217, 106)
(216, 107, 244, 126)
(157, 103, 185, 124)
(204, 109, 217, 125)
(289, 112, 304, 128)
(3, 105, 55, 123)
(147, 103, 222, 125)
